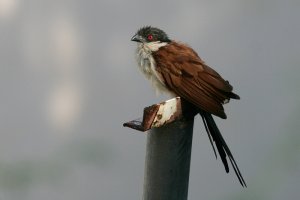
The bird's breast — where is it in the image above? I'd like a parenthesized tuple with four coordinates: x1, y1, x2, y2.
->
(135, 44, 173, 95)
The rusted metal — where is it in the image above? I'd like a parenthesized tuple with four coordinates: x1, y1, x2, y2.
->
(142, 103, 160, 130)
(123, 118, 144, 131)
(123, 97, 193, 131)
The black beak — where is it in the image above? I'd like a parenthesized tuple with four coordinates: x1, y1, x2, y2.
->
(131, 34, 143, 43)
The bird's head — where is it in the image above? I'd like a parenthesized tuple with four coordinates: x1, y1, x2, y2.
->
(131, 26, 171, 44)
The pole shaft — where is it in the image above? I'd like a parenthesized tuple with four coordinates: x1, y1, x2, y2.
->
(143, 117, 194, 200)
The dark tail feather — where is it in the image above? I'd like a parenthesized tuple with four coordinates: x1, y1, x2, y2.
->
(200, 111, 247, 187)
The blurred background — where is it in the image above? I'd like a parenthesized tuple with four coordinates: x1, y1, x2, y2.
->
(0, 0, 299, 199)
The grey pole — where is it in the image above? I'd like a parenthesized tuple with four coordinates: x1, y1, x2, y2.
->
(143, 117, 194, 200)
(123, 97, 196, 200)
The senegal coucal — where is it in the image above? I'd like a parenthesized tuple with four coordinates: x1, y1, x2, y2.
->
(131, 26, 246, 187)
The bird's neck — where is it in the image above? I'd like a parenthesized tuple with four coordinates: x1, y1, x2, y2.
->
(139, 41, 168, 52)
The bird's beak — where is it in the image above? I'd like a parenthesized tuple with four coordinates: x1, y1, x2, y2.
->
(131, 34, 144, 43)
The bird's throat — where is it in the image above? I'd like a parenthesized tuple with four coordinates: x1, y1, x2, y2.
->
(143, 41, 168, 52)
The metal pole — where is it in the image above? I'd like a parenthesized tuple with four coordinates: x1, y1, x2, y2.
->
(143, 117, 194, 200)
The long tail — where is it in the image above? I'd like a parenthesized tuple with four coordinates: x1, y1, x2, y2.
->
(200, 110, 247, 187)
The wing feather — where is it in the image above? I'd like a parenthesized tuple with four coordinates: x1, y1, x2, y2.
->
(153, 42, 239, 119)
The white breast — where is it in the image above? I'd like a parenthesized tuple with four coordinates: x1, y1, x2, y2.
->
(135, 42, 173, 95)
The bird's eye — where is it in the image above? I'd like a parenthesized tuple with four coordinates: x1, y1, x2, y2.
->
(147, 34, 153, 41)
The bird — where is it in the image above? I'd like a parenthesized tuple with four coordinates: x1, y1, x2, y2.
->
(131, 26, 246, 187)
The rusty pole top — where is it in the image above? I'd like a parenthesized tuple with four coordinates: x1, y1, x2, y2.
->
(123, 97, 196, 131)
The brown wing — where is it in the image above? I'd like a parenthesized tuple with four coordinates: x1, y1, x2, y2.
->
(153, 42, 239, 119)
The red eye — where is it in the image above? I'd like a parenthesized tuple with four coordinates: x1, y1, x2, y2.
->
(147, 34, 153, 40)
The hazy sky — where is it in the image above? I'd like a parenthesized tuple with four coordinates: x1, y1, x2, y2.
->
(0, 0, 299, 199)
